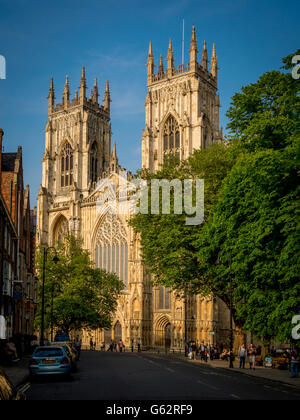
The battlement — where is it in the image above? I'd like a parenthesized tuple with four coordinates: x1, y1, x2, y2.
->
(48, 68, 111, 117)
(147, 26, 218, 87)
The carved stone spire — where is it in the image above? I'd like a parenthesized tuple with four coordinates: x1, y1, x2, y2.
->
(79, 66, 87, 104)
(201, 40, 208, 71)
(158, 54, 164, 77)
(104, 80, 111, 112)
(63, 75, 70, 109)
(167, 38, 175, 78)
(189, 25, 198, 72)
(48, 77, 55, 115)
(210, 43, 218, 79)
(147, 41, 154, 85)
(92, 77, 99, 104)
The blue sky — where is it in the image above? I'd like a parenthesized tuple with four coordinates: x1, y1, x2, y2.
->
(0, 0, 299, 204)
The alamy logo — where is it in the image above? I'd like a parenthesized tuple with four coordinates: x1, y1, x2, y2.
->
(292, 315, 300, 340)
(292, 55, 300, 80)
(0, 55, 6, 79)
(96, 171, 204, 226)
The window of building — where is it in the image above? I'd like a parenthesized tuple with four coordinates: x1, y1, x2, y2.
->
(90, 142, 98, 183)
(158, 286, 171, 310)
(61, 142, 73, 188)
(95, 214, 128, 288)
(163, 116, 180, 156)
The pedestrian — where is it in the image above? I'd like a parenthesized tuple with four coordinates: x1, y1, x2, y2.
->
(109, 340, 113, 352)
(248, 344, 257, 370)
(191, 342, 197, 360)
(290, 349, 299, 378)
(74, 336, 82, 361)
(90, 338, 93, 351)
(138, 343, 141, 353)
(101, 342, 105, 352)
(119, 340, 123, 353)
(238, 343, 247, 369)
(131, 339, 134, 353)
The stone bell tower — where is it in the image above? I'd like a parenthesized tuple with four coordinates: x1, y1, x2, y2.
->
(37, 67, 112, 245)
(142, 26, 222, 172)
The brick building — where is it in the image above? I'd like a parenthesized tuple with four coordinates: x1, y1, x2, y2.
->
(0, 128, 37, 350)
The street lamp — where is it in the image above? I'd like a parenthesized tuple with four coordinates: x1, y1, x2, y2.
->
(40, 246, 59, 346)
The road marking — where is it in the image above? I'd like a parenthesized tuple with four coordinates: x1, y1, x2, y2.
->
(230, 394, 241, 399)
(197, 379, 219, 391)
(165, 367, 175, 373)
(18, 382, 31, 394)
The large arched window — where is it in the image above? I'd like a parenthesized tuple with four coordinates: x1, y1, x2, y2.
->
(90, 142, 98, 183)
(158, 286, 171, 310)
(163, 116, 180, 159)
(61, 142, 73, 188)
(53, 216, 69, 244)
(95, 214, 128, 288)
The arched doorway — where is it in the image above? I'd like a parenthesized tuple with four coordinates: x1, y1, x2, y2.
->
(165, 324, 171, 349)
(114, 321, 122, 343)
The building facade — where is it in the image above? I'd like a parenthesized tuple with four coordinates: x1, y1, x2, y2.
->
(0, 127, 37, 346)
(37, 27, 231, 350)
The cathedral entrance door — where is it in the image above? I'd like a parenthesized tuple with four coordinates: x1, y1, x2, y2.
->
(165, 323, 171, 349)
(114, 321, 122, 343)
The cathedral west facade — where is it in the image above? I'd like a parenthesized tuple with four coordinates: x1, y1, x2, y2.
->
(37, 26, 231, 350)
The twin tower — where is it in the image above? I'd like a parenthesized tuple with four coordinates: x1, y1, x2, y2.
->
(143, 25, 222, 172)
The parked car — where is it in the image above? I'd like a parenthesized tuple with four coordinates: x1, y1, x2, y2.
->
(0, 367, 26, 400)
(29, 346, 72, 378)
(51, 342, 77, 371)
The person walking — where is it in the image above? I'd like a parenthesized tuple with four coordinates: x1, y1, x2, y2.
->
(131, 339, 134, 353)
(90, 338, 93, 351)
(119, 340, 124, 353)
(290, 349, 299, 378)
(138, 343, 141, 353)
(238, 343, 247, 369)
(248, 344, 257, 370)
(191, 342, 197, 360)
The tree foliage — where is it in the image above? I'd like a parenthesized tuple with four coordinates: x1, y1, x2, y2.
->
(35, 236, 124, 334)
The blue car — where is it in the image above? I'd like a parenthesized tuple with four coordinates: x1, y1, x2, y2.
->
(29, 346, 72, 378)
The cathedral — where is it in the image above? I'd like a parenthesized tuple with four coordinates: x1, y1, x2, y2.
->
(37, 26, 231, 350)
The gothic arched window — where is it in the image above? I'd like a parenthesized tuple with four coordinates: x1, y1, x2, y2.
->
(61, 142, 73, 188)
(90, 142, 98, 183)
(95, 214, 128, 288)
(158, 286, 171, 310)
(53, 216, 69, 244)
(163, 116, 180, 159)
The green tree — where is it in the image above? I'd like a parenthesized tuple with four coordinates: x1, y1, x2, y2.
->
(35, 236, 124, 335)
(226, 50, 300, 152)
(198, 141, 300, 345)
(129, 143, 238, 293)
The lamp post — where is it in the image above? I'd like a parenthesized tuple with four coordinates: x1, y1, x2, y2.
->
(40, 246, 59, 346)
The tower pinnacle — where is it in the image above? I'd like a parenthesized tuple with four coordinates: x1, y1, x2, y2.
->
(104, 80, 111, 112)
(147, 41, 154, 85)
(48, 77, 55, 115)
(79, 66, 87, 104)
(63, 75, 70, 109)
(189, 25, 198, 72)
(167, 38, 175, 78)
(201, 40, 208, 71)
(210, 43, 218, 79)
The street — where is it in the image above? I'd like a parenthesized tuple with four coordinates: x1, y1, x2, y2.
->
(25, 351, 300, 400)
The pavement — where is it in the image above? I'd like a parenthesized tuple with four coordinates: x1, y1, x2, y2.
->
(24, 351, 300, 400)
(0, 357, 30, 388)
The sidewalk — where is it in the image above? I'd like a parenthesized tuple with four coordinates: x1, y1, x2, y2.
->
(0, 357, 30, 388)
(160, 353, 300, 389)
